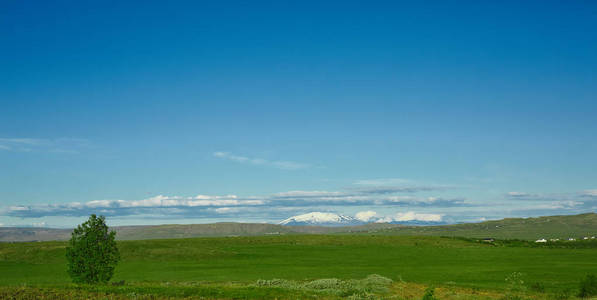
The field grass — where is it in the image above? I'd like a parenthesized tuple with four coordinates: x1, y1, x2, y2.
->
(1, 235, 596, 299)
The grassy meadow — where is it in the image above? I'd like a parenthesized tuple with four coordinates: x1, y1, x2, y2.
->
(1, 234, 597, 299)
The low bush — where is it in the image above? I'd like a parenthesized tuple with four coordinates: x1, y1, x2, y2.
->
(578, 274, 597, 298)
(505, 272, 526, 292)
(421, 287, 437, 300)
(255, 274, 393, 298)
(529, 281, 545, 292)
(552, 288, 572, 300)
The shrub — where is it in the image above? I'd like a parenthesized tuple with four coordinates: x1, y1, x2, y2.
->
(303, 278, 345, 290)
(421, 287, 437, 300)
(359, 274, 393, 288)
(552, 288, 572, 300)
(579, 274, 597, 298)
(529, 281, 545, 292)
(505, 272, 526, 292)
(254, 274, 393, 298)
(66, 214, 120, 284)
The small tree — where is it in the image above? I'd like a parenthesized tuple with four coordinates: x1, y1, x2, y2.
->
(66, 214, 120, 284)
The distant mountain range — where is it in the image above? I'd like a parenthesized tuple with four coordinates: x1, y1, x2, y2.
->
(278, 212, 446, 226)
(279, 212, 362, 226)
(1, 212, 595, 242)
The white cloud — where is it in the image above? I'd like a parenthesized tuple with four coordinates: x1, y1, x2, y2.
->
(87, 200, 118, 208)
(373, 211, 443, 223)
(354, 178, 413, 186)
(1, 176, 466, 220)
(351, 179, 448, 194)
(507, 192, 530, 197)
(531, 201, 582, 210)
(386, 196, 417, 202)
(274, 191, 344, 198)
(0, 138, 44, 145)
(375, 216, 395, 223)
(355, 211, 377, 222)
(213, 152, 250, 162)
(63, 195, 263, 210)
(394, 211, 442, 222)
(2, 194, 267, 218)
(505, 191, 563, 201)
(115, 195, 264, 208)
(215, 207, 240, 214)
(0, 138, 88, 153)
(270, 189, 465, 207)
(582, 190, 597, 197)
(194, 194, 237, 200)
(2, 185, 468, 219)
(186, 199, 264, 207)
(8, 206, 29, 211)
(213, 151, 310, 170)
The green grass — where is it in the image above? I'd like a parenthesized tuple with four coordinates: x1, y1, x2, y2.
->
(1, 235, 596, 298)
(0, 283, 329, 300)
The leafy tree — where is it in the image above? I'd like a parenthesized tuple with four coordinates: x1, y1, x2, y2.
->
(66, 214, 120, 284)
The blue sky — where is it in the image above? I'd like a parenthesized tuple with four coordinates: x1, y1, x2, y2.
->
(1, 1, 596, 227)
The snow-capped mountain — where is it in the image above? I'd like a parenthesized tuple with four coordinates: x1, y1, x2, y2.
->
(279, 212, 363, 226)
(279, 211, 447, 226)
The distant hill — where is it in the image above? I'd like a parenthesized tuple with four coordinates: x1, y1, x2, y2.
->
(0, 227, 72, 242)
(0, 222, 400, 242)
(1, 212, 595, 242)
(378, 212, 597, 240)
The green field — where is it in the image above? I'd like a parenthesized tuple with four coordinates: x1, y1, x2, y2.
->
(2, 234, 596, 299)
